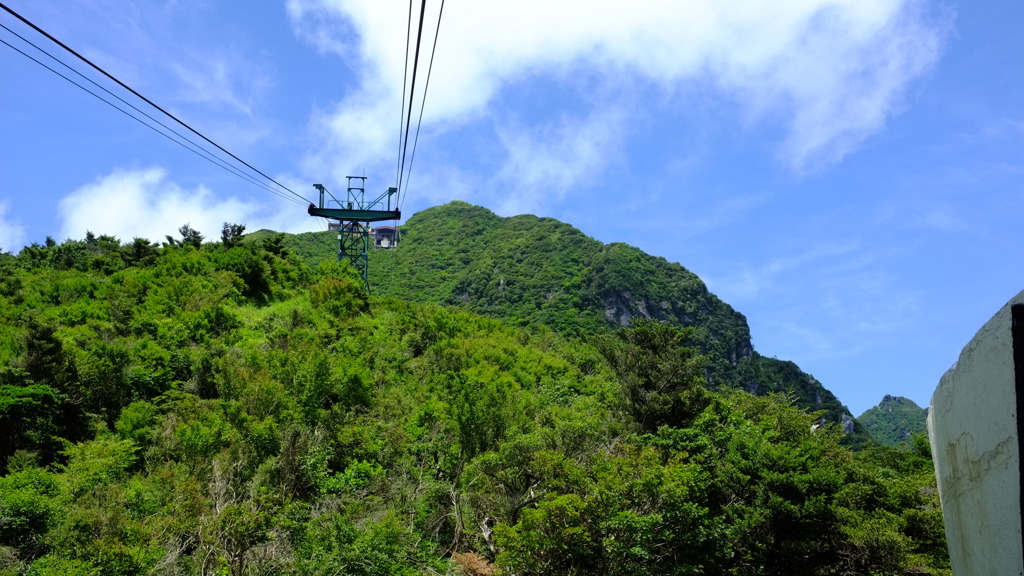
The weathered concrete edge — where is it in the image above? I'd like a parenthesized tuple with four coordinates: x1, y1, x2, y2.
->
(928, 288, 1024, 576)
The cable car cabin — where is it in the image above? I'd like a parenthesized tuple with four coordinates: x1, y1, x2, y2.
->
(325, 222, 397, 247)
(373, 226, 398, 249)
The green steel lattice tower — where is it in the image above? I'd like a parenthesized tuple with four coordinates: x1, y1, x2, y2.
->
(307, 177, 400, 292)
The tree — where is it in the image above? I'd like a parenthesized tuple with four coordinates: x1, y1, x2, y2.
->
(179, 224, 204, 248)
(595, 320, 710, 431)
(122, 237, 158, 267)
(0, 381, 63, 471)
(495, 444, 723, 575)
(221, 222, 246, 248)
(14, 316, 75, 393)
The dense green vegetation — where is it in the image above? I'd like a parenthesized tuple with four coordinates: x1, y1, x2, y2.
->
(268, 202, 866, 443)
(0, 226, 948, 574)
(857, 396, 929, 447)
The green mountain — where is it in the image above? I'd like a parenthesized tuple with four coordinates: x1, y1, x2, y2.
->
(857, 395, 929, 447)
(0, 231, 948, 574)
(264, 201, 865, 442)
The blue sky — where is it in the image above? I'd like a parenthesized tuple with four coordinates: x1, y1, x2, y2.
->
(1, 0, 1021, 416)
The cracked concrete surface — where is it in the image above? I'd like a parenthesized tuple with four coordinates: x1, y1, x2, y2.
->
(928, 289, 1024, 576)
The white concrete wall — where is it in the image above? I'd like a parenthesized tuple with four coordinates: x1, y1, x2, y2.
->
(928, 289, 1024, 576)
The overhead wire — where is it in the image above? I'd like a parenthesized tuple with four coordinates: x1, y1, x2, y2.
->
(0, 36, 301, 206)
(0, 23, 304, 206)
(0, 2, 307, 205)
(399, 0, 445, 212)
(390, 0, 445, 250)
(396, 0, 428, 209)
(390, 0, 416, 250)
(395, 0, 413, 192)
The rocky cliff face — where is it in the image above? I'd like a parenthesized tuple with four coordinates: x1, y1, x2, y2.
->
(602, 291, 752, 361)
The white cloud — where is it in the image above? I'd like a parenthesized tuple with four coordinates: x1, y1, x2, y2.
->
(490, 109, 627, 215)
(0, 201, 27, 253)
(918, 204, 968, 231)
(287, 0, 950, 185)
(875, 193, 972, 233)
(170, 51, 272, 117)
(776, 320, 840, 358)
(57, 167, 320, 243)
(710, 238, 924, 363)
(766, 279, 922, 362)
(39, 0, 275, 146)
(676, 193, 775, 241)
(710, 241, 861, 301)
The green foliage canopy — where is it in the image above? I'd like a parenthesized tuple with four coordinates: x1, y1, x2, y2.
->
(0, 227, 948, 575)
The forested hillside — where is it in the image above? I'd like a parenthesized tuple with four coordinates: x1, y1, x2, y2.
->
(858, 396, 929, 447)
(261, 202, 865, 442)
(0, 228, 948, 574)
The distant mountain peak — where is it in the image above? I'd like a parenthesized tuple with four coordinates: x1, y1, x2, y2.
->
(880, 394, 918, 406)
(857, 395, 928, 446)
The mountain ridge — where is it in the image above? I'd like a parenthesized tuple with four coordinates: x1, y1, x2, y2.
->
(254, 201, 866, 442)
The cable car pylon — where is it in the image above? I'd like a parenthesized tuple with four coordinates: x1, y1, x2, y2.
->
(307, 177, 400, 292)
